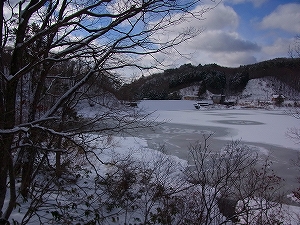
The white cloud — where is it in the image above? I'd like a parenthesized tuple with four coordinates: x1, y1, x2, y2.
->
(262, 38, 293, 57)
(151, 3, 260, 62)
(149, 3, 243, 48)
(131, 2, 264, 73)
(208, 52, 258, 66)
(107, 0, 143, 14)
(113, 1, 296, 76)
(148, 2, 239, 43)
(259, 3, 300, 33)
(200, 3, 239, 31)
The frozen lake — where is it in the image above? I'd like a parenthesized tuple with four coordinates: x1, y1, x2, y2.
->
(137, 100, 300, 195)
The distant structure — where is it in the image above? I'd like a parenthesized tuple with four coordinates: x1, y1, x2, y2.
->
(272, 94, 285, 105)
(212, 94, 225, 104)
(182, 95, 198, 100)
(193, 101, 210, 109)
(123, 101, 138, 107)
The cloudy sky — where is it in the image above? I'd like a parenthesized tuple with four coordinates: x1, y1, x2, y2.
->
(3, 0, 299, 78)
(153, 0, 300, 70)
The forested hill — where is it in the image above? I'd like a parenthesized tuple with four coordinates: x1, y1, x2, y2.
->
(117, 58, 300, 100)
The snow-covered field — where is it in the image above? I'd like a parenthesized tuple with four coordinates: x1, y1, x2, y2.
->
(134, 100, 300, 224)
(139, 100, 300, 151)
(75, 77, 300, 224)
(91, 99, 300, 224)
(77, 77, 300, 154)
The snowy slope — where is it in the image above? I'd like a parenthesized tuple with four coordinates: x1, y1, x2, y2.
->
(241, 77, 300, 101)
(241, 78, 275, 100)
(179, 76, 300, 102)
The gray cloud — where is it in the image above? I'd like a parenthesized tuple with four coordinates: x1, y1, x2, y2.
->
(193, 31, 261, 52)
(146, 2, 263, 69)
(168, 3, 260, 54)
(128, 1, 294, 75)
(225, 0, 268, 7)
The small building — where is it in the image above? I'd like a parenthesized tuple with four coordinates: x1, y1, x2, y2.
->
(272, 94, 285, 101)
(212, 94, 225, 104)
(272, 94, 285, 105)
(124, 101, 138, 107)
(182, 95, 198, 100)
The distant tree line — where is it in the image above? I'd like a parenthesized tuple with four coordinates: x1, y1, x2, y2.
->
(118, 63, 247, 100)
(118, 58, 300, 100)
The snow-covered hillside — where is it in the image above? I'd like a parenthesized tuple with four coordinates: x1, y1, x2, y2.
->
(179, 77, 300, 103)
(179, 85, 200, 97)
(241, 77, 300, 101)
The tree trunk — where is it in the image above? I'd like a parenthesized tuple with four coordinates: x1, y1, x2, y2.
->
(20, 147, 36, 198)
(0, 76, 18, 220)
(2, 153, 16, 222)
(0, 0, 10, 218)
(0, 144, 9, 218)
(55, 109, 67, 178)
(55, 150, 62, 177)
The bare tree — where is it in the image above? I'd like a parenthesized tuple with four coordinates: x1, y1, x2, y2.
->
(286, 34, 300, 208)
(185, 136, 284, 224)
(0, 0, 216, 224)
(94, 136, 285, 225)
(286, 109, 300, 208)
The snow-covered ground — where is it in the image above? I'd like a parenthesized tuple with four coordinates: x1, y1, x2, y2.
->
(9, 76, 300, 224)
(79, 77, 300, 224)
(169, 77, 300, 150)
(138, 100, 300, 151)
(9, 99, 300, 224)
(241, 77, 300, 101)
(128, 99, 300, 224)
(179, 76, 300, 103)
